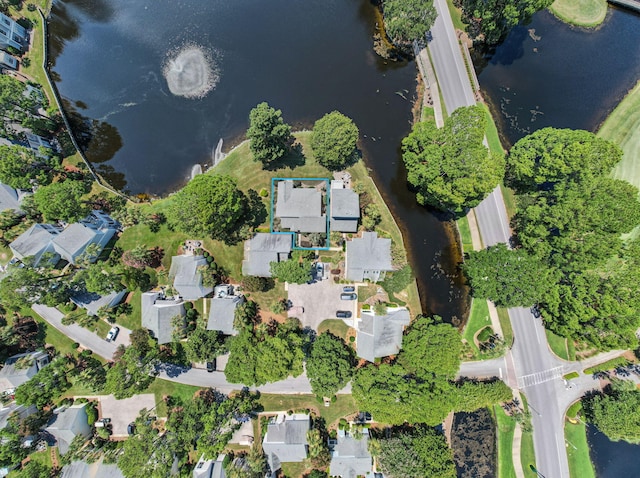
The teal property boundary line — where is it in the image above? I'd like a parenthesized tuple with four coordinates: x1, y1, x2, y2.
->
(270, 177, 331, 251)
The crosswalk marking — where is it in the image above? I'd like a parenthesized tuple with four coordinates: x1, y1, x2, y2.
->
(517, 366, 564, 388)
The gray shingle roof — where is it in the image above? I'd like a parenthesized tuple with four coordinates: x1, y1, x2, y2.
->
(169, 255, 213, 300)
(275, 180, 322, 218)
(0, 351, 49, 393)
(356, 308, 410, 362)
(207, 294, 244, 336)
(70, 290, 127, 316)
(330, 432, 373, 478)
(45, 404, 91, 455)
(280, 216, 327, 233)
(0, 403, 37, 430)
(10, 223, 61, 264)
(0, 182, 23, 214)
(141, 292, 186, 344)
(61, 460, 125, 478)
(330, 189, 360, 219)
(262, 413, 310, 470)
(242, 234, 292, 277)
(192, 454, 226, 478)
(346, 232, 393, 282)
(52, 221, 116, 265)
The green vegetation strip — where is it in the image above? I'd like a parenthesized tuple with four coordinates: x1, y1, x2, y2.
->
(583, 356, 631, 375)
(563, 371, 579, 381)
(545, 329, 573, 361)
(480, 102, 505, 158)
(457, 215, 474, 253)
(463, 298, 491, 357)
(496, 307, 514, 348)
(520, 395, 536, 474)
(549, 0, 607, 28)
(494, 405, 517, 478)
(565, 420, 596, 478)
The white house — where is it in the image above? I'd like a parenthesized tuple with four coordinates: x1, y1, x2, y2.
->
(0, 13, 27, 51)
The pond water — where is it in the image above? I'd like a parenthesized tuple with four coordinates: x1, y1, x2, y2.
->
(47, 0, 468, 320)
(476, 7, 640, 147)
(587, 424, 640, 477)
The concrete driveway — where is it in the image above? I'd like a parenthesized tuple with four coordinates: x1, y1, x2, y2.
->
(287, 280, 357, 330)
(96, 394, 156, 438)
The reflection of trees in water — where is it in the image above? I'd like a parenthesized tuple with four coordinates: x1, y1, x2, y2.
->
(95, 164, 128, 194)
(451, 409, 496, 478)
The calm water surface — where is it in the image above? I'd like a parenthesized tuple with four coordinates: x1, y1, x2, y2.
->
(587, 425, 640, 477)
(477, 8, 640, 147)
(48, 0, 467, 320)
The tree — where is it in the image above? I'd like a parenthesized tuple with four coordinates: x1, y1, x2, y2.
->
(167, 174, 248, 241)
(398, 315, 462, 380)
(14, 357, 70, 408)
(119, 412, 174, 478)
(32, 179, 89, 222)
(121, 245, 153, 269)
(270, 258, 313, 284)
(129, 328, 152, 356)
(0, 145, 58, 189)
(402, 105, 505, 213)
(462, 244, 559, 307)
(10, 461, 52, 478)
(310, 111, 359, 170)
(69, 354, 107, 392)
(240, 275, 273, 292)
(78, 263, 123, 295)
(382, 0, 437, 49)
(184, 328, 226, 363)
(0, 427, 28, 469)
(584, 381, 640, 443)
(458, 0, 554, 44)
(0, 259, 72, 311)
(506, 128, 622, 192)
(246, 102, 293, 166)
(105, 345, 159, 399)
(372, 427, 456, 478)
(306, 332, 356, 397)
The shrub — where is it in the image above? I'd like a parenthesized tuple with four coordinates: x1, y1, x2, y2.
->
(349, 336, 355, 343)
(72, 342, 80, 349)
(259, 188, 269, 197)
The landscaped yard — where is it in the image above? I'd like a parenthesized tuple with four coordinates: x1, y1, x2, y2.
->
(565, 420, 596, 478)
(520, 395, 536, 475)
(549, 0, 607, 27)
(463, 298, 491, 358)
(494, 405, 517, 478)
(317, 319, 353, 342)
(144, 378, 204, 417)
(258, 393, 358, 428)
(546, 329, 576, 361)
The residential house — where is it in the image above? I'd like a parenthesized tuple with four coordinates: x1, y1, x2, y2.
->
(70, 289, 127, 316)
(262, 413, 310, 474)
(0, 181, 29, 215)
(9, 223, 62, 266)
(24, 132, 53, 157)
(0, 50, 17, 70)
(45, 404, 91, 455)
(0, 402, 36, 430)
(141, 291, 186, 345)
(329, 181, 360, 233)
(241, 233, 291, 278)
(345, 232, 393, 283)
(356, 307, 410, 363)
(275, 180, 326, 233)
(0, 13, 27, 51)
(169, 255, 213, 300)
(192, 454, 226, 478)
(61, 459, 125, 478)
(0, 351, 50, 395)
(207, 285, 245, 336)
(330, 428, 374, 478)
(52, 211, 119, 265)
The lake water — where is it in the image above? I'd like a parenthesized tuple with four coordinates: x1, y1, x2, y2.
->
(587, 424, 640, 477)
(476, 7, 640, 147)
(47, 0, 468, 320)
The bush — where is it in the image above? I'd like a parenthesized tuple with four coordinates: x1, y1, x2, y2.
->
(72, 342, 80, 349)
(86, 404, 98, 425)
(349, 336, 355, 343)
(27, 3, 37, 11)
(259, 188, 269, 197)
(184, 302, 194, 311)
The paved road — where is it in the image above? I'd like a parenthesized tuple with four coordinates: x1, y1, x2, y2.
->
(475, 187, 512, 247)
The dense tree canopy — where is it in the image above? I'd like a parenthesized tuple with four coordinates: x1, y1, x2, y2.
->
(457, 0, 553, 44)
(118, 412, 174, 478)
(402, 105, 504, 213)
(0, 76, 42, 136)
(270, 258, 313, 284)
(310, 111, 359, 170)
(0, 145, 59, 189)
(584, 381, 640, 443)
(183, 327, 227, 363)
(32, 179, 90, 222)
(105, 344, 159, 399)
(167, 174, 247, 241)
(382, 0, 437, 49)
(246, 102, 293, 166)
(76, 262, 123, 295)
(14, 357, 70, 408)
(371, 427, 456, 478)
(306, 332, 356, 398)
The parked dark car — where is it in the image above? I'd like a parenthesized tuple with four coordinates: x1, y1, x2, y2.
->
(342, 286, 355, 293)
(336, 311, 352, 319)
(340, 293, 357, 300)
(531, 305, 541, 318)
(127, 423, 135, 435)
(206, 359, 217, 372)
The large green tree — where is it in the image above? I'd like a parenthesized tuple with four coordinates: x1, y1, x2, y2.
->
(246, 102, 293, 166)
(167, 174, 247, 240)
(310, 111, 359, 170)
(105, 344, 159, 399)
(118, 412, 174, 478)
(402, 105, 504, 213)
(584, 381, 640, 443)
(270, 258, 313, 284)
(371, 427, 456, 478)
(14, 357, 71, 408)
(184, 327, 226, 363)
(77, 263, 123, 295)
(306, 332, 356, 398)
(0, 145, 59, 189)
(382, 0, 437, 49)
(32, 179, 90, 222)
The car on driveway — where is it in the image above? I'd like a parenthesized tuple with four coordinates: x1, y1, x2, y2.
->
(342, 286, 355, 293)
(127, 422, 135, 435)
(340, 293, 357, 300)
(531, 305, 541, 318)
(336, 311, 352, 318)
(206, 359, 217, 372)
(315, 262, 324, 280)
(105, 326, 119, 342)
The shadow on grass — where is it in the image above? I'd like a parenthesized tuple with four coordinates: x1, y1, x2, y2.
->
(263, 143, 306, 171)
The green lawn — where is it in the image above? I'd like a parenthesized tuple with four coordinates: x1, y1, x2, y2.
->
(463, 298, 491, 358)
(32, 315, 78, 357)
(259, 393, 357, 428)
(599, 81, 640, 191)
(546, 329, 575, 361)
(144, 378, 203, 417)
(584, 356, 632, 375)
(520, 395, 537, 475)
(565, 421, 596, 478)
(496, 307, 514, 348)
(317, 319, 352, 341)
(549, 0, 607, 27)
(500, 183, 517, 221)
(446, 0, 467, 31)
(480, 103, 505, 158)
(494, 405, 517, 478)
(457, 215, 474, 253)
(280, 462, 310, 478)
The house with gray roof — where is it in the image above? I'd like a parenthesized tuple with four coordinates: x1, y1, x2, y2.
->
(0, 13, 27, 51)
(169, 255, 213, 300)
(45, 404, 91, 455)
(275, 180, 326, 233)
(356, 307, 410, 363)
(10, 223, 62, 266)
(0, 50, 17, 70)
(0, 182, 29, 215)
(52, 211, 119, 265)
(330, 429, 373, 478)
(193, 454, 226, 478)
(141, 292, 186, 345)
(242, 233, 292, 277)
(61, 459, 125, 478)
(329, 184, 360, 233)
(70, 289, 127, 317)
(0, 351, 50, 395)
(262, 413, 310, 473)
(0, 403, 36, 431)
(207, 285, 244, 336)
(345, 232, 393, 283)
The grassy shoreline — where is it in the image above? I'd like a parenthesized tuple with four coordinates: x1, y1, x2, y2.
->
(549, 0, 608, 28)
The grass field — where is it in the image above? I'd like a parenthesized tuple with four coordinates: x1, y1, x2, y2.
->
(546, 329, 576, 361)
(480, 103, 506, 158)
(317, 319, 352, 341)
(599, 81, 640, 191)
(496, 307, 514, 348)
(259, 393, 358, 428)
(446, 0, 466, 31)
(549, 0, 608, 27)
(457, 215, 474, 253)
(463, 298, 491, 358)
(494, 405, 517, 478)
(520, 395, 537, 475)
(565, 421, 596, 478)
(145, 378, 203, 417)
